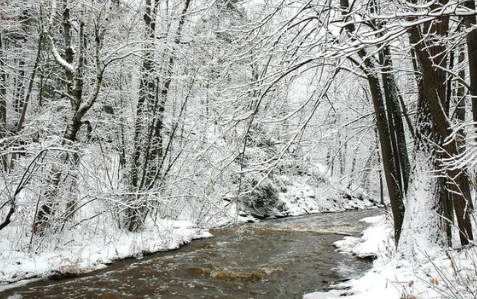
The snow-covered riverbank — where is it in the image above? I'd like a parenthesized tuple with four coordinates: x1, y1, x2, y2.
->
(306, 214, 477, 299)
(0, 219, 212, 290)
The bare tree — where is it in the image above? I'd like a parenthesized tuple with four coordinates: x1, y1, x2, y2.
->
(125, 0, 192, 231)
(34, 0, 133, 234)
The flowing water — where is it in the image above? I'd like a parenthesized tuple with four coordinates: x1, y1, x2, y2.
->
(1, 209, 381, 299)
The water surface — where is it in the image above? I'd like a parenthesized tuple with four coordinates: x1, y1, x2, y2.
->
(1, 209, 380, 299)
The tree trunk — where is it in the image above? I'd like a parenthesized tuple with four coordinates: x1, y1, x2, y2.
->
(0, 33, 8, 171)
(406, 1, 473, 245)
(463, 0, 477, 130)
(127, 0, 191, 231)
(128, 0, 160, 231)
(341, 0, 405, 245)
(380, 45, 411, 195)
(34, 1, 108, 235)
(364, 64, 405, 246)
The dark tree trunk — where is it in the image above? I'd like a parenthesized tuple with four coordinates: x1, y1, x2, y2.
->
(34, 1, 107, 235)
(463, 0, 477, 130)
(380, 45, 411, 195)
(364, 65, 405, 246)
(128, 0, 160, 231)
(341, 0, 405, 245)
(407, 0, 473, 245)
(127, 0, 191, 232)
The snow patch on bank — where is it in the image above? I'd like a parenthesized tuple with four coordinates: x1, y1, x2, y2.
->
(333, 215, 393, 259)
(279, 178, 378, 216)
(305, 214, 477, 299)
(237, 164, 381, 222)
(0, 219, 211, 290)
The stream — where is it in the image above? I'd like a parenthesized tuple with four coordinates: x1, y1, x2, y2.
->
(1, 209, 381, 299)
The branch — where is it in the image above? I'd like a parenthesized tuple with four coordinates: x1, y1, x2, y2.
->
(0, 149, 48, 231)
(46, 34, 76, 73)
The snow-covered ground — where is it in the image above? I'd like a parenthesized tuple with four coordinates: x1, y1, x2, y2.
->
(305, 214, 477, 299)
(0, 219, 212, 291)
(277, 175, 379, 215)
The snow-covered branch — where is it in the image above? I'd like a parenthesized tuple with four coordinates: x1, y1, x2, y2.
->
(46, 34, 76, 74)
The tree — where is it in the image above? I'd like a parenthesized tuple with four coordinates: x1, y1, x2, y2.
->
(125, 0, 192, 231)
(402, 0, 474, 247)
(33, 0, 134, 234)
(339, 0, 409, 245)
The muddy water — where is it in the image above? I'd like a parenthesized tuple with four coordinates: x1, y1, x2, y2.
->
(1, 209, 380, 299)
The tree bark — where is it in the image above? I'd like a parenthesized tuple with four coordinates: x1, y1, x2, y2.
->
(127, 0, 192, 232)
(406, 0, 473, 245)
(34, 1, 108, 235)
(463, 0, 477, 130)
(341, 0, 405, 245)
(0, 33, 8, 171)
(380, 45, 411, 195)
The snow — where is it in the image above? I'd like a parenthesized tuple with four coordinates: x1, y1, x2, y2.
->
(399, 154, 443, 260)
(305, 213, 477, 299)
(46, 35, 75, 74)
(275, 163, 380, 216)
(333, 215, 393, 259)
(0, 219, 212, 292)
(278, 177, 377, 215)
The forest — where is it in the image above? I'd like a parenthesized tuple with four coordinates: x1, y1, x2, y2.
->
(0, 0, 476, 291)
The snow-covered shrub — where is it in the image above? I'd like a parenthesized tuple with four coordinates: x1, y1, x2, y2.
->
(242, 177, 281, 209)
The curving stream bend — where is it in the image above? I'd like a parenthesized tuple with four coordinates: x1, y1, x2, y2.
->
(1, 209, 380, 299)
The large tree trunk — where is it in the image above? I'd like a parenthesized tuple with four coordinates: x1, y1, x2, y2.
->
(399, 81, 444, 254)
(341, 0, 406, 245)
(463, 0, 477, 129)
(406, 0, 473, 246)
(363, 63, 405, 246)
(0, 33, 8, 171)
(380, 45, 411, 195)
